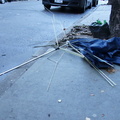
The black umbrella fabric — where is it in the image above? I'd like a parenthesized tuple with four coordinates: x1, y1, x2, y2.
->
(70, 37, 120, 69)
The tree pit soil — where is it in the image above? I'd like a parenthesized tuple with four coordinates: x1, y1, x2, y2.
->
(58, 25, 93, 46)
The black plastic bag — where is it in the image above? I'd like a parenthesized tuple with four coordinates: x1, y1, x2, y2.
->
(89, 22, 111, 39)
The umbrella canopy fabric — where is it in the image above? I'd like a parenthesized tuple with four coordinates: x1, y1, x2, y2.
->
(70, 37, 120, 68)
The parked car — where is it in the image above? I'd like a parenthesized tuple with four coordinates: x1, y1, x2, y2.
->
(0, 0, 11, 4)
(42, 0, 98, 13)
(0, 0, 5, 4)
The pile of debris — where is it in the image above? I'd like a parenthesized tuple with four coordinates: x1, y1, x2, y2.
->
(60, 25, 93, 43)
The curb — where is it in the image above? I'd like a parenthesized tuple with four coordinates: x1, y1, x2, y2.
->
(73, 5, 99, 26)
(57, 5, 100, 42)
(33, 4, 110, 56)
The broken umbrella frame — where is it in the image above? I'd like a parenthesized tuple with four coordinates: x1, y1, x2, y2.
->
(0, 39, 117, 87)
(0, 8, 117, 88)
(59, 41, 116, 87)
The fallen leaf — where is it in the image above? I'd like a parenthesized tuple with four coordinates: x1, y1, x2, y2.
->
(106, 68, 116, 73)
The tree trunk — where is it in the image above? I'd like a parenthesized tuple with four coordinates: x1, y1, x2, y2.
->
(109, 0, 120, 37)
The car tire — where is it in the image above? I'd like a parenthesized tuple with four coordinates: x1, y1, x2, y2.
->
(0, 0, 5, 4)
(44, 5, 51, 10)
(88, 2, 92, 9)
(80, 0, 86, 13)
(60, 6, 65, 10)
(93, 0, 98, 7)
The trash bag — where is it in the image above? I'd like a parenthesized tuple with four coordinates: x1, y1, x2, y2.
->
(70, 37, 120, 69)
(89, 22, 111, 39)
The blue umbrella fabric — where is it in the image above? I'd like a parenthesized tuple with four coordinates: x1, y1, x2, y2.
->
(69, 37, 120, 69)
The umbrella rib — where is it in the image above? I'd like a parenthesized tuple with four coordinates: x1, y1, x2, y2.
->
(47, 51, 65, 92)
(62, 41, 116, 87)
(0, 48, 56, 76)
(70, 41, 114, 68)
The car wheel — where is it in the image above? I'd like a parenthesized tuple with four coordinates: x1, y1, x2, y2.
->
(93, 0, 98, 7)
(80, 0, 86, 13)
(88, 2, 92, 9)
(0, 0, 5, 4)
(60, 6, 65, 10)
(44, 5, 51, 10)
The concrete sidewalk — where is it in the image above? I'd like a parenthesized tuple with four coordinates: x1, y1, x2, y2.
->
(74, 4, 111, 26)
(78, 5, 111, 25)
(0, 3, 120, 120)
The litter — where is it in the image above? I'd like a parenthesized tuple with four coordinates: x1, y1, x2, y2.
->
(85, 117, 91, 120)
(89, 20, 110, 39)
(0, 9, 118, 88)
(58, 99, 62, 103)
(69, 37, 120, 69)
(0, 37, 117, 87)
(62, 41, 116, 86)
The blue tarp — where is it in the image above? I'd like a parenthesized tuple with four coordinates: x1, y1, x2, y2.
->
(70, 37, 120, 69)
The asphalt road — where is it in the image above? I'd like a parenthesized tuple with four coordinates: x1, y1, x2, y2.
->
(0, 0, 96, 81)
